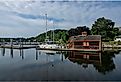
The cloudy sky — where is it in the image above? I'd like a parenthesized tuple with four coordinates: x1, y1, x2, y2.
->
(0, 0, 121, 38)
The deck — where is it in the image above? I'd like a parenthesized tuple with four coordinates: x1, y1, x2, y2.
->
(37, 47, 101, 52)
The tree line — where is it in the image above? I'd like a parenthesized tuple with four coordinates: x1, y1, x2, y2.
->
(32, 17, 121, 43)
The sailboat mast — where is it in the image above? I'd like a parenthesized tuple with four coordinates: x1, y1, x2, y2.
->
(53, 21, 54, 42)
(45, 14, 47, 39)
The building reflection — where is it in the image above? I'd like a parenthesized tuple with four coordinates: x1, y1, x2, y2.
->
(66, 51, 119, 74)
(67, 51, 101, 68)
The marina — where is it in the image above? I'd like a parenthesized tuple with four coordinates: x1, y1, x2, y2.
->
(0, 45, 101, 52)
(0, 48, 121, 81)
(1, 43, 121, 52)
(0, 1, 121, 81)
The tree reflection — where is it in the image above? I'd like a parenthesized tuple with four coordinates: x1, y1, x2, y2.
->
(65, 50, 119, 75)
(93, 51, 118, 75)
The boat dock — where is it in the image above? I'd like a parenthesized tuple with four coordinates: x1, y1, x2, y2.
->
(0, 45, 37, 49)
(1, 43, 121, 52)
(37, 47, 101, 52)
(0, 44, 101, 52)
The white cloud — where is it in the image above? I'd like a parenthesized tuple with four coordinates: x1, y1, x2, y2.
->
(0, 1, 121, 38)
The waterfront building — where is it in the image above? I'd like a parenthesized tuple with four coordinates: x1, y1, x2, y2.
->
(67, 32, 101, 51)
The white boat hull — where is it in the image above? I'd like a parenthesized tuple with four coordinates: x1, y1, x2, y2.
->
(39, 44, 62, 49)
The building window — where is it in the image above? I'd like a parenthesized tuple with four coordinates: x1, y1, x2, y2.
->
(87, 42, 89, 46)
(83, 42, 89, 46)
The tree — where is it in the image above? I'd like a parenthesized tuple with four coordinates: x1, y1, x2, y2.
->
(68, 26, 91, 37)
(35, 29, 68, 44)
(91, 17, 119, 41)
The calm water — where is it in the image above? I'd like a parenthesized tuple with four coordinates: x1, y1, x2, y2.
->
(0, 48, 121, 81)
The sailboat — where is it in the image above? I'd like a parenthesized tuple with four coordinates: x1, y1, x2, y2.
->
(39, 14, 63, 49)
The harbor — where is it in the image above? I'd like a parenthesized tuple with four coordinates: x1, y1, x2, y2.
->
(0, 47, 121, 81)
(0, 1, 121, 81)
(1, 40, 121, 51)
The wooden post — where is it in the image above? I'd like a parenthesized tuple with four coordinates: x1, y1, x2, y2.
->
(36, 49, 38, 60)
(19, 38, 21, 48)
(2, 48, 5, 56)
(99, 52, 102, 65)
(2, 39, 5, 47)
(20, 49, 22, 56)
(10, 39, 13, 48)
(10, 48, 13, 58)
(22, 49, 24, 59)
(22, 38, 23, 48)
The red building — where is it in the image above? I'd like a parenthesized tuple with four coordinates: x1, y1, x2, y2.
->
(67, 32, 101, 51)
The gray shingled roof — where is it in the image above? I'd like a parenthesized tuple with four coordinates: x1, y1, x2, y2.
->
(69, 35, 101, 41)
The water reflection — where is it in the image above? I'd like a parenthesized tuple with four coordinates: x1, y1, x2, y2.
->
(1, 48, 5, 56)
(10, 48, 13, 58)
(0, 48, 25, 59)
(66, 50, 120, 75)
(20, 49, 24, 59)
(0, 48, 120, 76)
(36, 49, 38, 60)
(67, 51, 101, 68)
(94, 51, 118, 74)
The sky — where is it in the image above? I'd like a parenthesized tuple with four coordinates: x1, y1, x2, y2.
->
(0, 0, 121, 38)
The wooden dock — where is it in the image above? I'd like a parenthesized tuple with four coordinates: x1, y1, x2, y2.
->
(0, 45, 37, 49)
(37, 47, 101, 52)
(0, 44, 102, 52)
(0, 44, 101, 52)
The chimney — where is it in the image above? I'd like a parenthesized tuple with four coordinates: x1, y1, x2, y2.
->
(82, 31, 87, 36)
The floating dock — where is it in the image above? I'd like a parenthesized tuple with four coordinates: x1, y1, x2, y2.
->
(0, 45, 101, 52)
(37, 47, 101, 52)
(0, 45, 37, 49)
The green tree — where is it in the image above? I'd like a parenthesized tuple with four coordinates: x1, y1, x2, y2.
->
(91, 17, 119, 41)
(68, 26, 91, 37)
(35, 29, 68, 44)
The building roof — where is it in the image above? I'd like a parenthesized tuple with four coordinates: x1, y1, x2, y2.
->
(69, 35, 101, 41)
